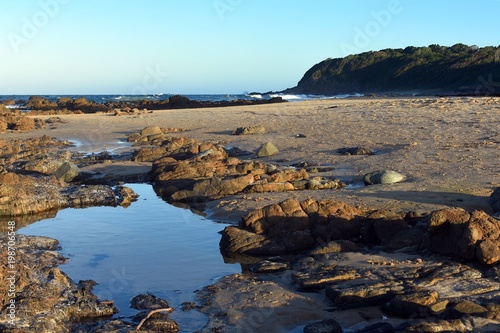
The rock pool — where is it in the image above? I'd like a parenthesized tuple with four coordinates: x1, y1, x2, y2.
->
(19, 183, 240, 332)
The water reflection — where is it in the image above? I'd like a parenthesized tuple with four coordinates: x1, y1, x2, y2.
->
(18, 183, 241, 332)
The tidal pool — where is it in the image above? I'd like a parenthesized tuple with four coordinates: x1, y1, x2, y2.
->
(19, 183, 240, 332)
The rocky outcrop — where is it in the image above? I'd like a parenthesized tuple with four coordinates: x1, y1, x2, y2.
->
(148, 136, 345, 203)
(18, 95, 287, 114)
(0, 234, 117, 332)
(221, 199, 500, 266)
(220, 198, 365, 255)
(426, 208, 500, 265)
(0, 172, 138, 217)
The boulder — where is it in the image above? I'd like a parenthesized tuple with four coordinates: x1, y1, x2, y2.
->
(385, 290, 440, 317)
(23, 159, 66, 175)
(53, 161, 80, 182)
(363, 170, 405, 185)
(337, 146, 374, 155)
(222, 199, 364, 255)
(426, 208, 500, 264)
(130, 293, 170, 310)
(444, 300, 488, 319)
(256, 142, 279, 157)
(303, 319, 343, 333)
(232, 125, 266, 135)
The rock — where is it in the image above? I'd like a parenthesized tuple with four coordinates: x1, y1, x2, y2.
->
(477, 239, 500, 265)
(384, 228, 425, 251)
(141, 126, 163, 136)
(309, 240, 360, 255)
(130, 293, 171, 310)
(12, 116, 35, 131)
(363, 170, 405, 185)
(354, 322, 394, 333)
(225, 146, 253, 157)
(337, 146, 374, 155)
(23, 159, 66, 175)
(232, 125, 266, 135)
(489, 187, 500, 212)
(245, 182, 295, 193)
(250, 260, 291, 273)
(53, 161, 80, 182)
(0, 234, 117, 331)
(425, 208, 500, 264)
(0, 172, 138, 216)
(219, 226, 287, 255)
(326, 281, 405, 308)
(397, 319, 471, 332)
(115, 185, 140, 208)
(256, 142, 279, 157)
(293, 266, 360, 290)
(385, 290, 440, 317)
(170, 174, 255, 202)
(222, 199, 364, 255)
(444, 300, 488, 319)
(303, 319, 343, 333)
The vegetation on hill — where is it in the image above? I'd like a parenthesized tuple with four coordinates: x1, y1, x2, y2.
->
(284, 44, 500, 96)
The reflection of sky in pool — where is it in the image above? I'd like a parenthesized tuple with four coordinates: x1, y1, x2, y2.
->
(19, 184, 240, 332)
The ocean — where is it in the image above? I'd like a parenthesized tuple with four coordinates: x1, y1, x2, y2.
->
(0, 92, 362, 106)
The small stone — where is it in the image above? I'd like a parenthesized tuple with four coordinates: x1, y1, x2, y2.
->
(53, 162, 80, 182)
(141, 126, 163, 136)
(256, 142, 279, 157)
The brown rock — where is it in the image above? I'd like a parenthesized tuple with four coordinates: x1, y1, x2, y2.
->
(476, 239, 500, 265)
(385, 290, 440, 317)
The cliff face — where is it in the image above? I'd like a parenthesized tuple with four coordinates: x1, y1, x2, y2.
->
(283, 44, 500, 96)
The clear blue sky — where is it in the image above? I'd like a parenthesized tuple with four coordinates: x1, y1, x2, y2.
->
(0, 0, 499, 95)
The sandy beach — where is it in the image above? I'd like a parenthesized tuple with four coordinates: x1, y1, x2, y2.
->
(4, 96, 499, 220)
(3, 96, 500, 332)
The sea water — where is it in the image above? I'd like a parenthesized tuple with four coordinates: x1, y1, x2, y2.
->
(18, 183, 240, 332)
(0, 92, 361, 106)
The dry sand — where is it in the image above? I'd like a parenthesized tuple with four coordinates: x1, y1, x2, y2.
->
(4, 96, 499, 221)
(4, 96, 500, 332)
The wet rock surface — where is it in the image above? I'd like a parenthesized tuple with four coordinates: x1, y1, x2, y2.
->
(214, 198, 500, 332)
(0, 234, 118, 332)
(148, 136, 345, 205)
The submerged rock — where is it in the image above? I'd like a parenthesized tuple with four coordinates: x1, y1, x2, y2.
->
(0, 234, 117, 332)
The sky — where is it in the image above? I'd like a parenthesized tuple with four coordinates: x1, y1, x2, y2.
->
(0, 0, 499, 95)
